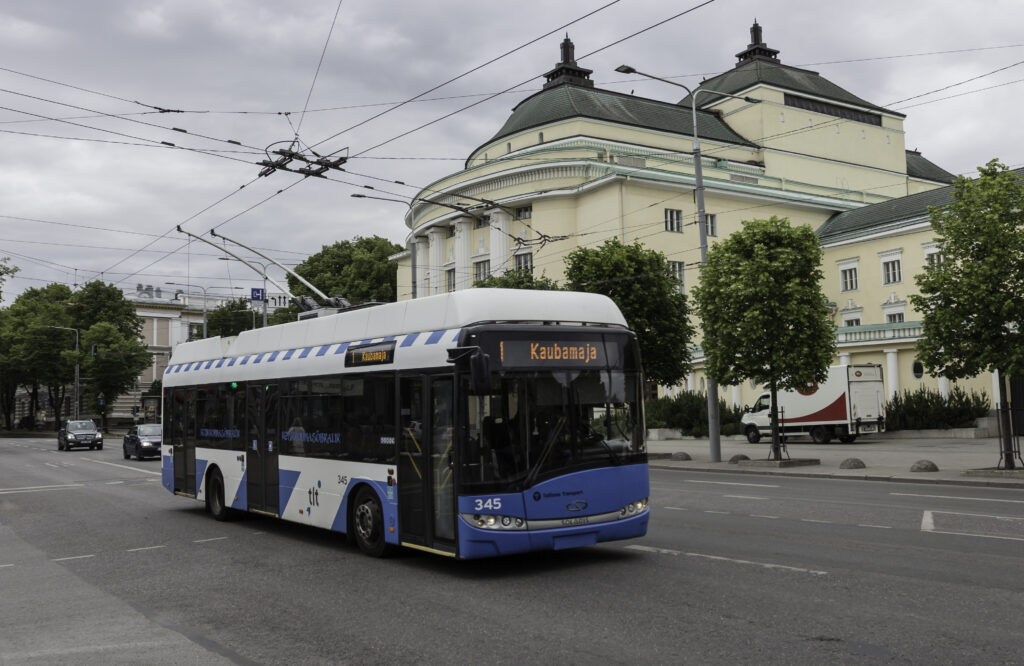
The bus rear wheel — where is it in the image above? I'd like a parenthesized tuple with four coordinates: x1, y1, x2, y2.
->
(352, 486, 392, 557)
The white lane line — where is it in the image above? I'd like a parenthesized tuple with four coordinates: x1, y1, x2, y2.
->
(801, 519, 832, 524)
(193, 537, 228, 543)
(127, 545, 166, 552)
(83, 459, 161, 476)
(44, 462, 59, 468)
(858, 524, 893, 529)
(892, 492, 1024, 505)
(0, 484, 83, 495)
(751, 514, 779, 519)
(106, 481, 124, 485)
(0, 564, 14, 569)
(704, 510, 730, 514)
(663, 507, 688, 511)
(52, 555, 95, 562)
(724, 495, 769, 500)
(920, 509, 1024, 542)
(686, 480, 780, 488)
(626, 544, 827, 575)
(921, 510, 935, 531)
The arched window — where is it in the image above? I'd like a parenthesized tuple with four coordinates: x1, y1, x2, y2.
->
(538, 132, 544, 143)
(913, 361, 924, 380)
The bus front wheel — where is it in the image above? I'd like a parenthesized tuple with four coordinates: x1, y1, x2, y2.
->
(352, 486, 392, 557)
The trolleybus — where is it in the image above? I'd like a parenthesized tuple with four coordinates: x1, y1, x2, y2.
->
(161, 289, 649, 558)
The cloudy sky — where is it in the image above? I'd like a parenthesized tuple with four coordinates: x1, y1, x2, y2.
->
(1, 0, 1021, 304)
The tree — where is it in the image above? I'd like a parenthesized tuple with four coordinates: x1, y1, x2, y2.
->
(0, 256, 18, 304)
(693, 216, 836, 459)
(474, 269, 561, 290)
(563, 239, 693, 386)
(291, 236, 403, 304)
(81, 322, 151, 432)
(911, 159, 1024, 469)
(69, 280, 143, 339)
(207, 298, 259, 338)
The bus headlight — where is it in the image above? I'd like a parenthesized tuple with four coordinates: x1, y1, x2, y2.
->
(463, 514, 528, 530)
(620, 498, 649, 517)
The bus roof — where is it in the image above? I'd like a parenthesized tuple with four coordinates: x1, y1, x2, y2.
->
(168, 289, 628, 367)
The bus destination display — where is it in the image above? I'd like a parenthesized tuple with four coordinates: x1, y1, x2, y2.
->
(498, 339, 604, 367)
(345, 341, 396, 368)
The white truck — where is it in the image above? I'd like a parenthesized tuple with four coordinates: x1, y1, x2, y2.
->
(741, 364, 885, 444)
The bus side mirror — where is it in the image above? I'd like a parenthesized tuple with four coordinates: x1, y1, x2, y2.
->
(447, 347, 492, 395)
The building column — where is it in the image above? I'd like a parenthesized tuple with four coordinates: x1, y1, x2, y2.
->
(686, 373, 695, 392)
(489, 210, 511, 275)
(992, 369, 1002, 406)
(884, 349, 899, 399)
(937, 376, 950, 399)
(427, 227, 446, 295)
(414, 237, 428, 300)
(455, 217, 472, 291)
(731, 385, 741, 408)
(839, 352, 851, 365)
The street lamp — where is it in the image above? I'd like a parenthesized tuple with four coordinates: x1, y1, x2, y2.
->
(165, 283, 242, 338)
(616, 64, 761, 463)
(48, 326, 79, 420)
(219, 258, 269, 327)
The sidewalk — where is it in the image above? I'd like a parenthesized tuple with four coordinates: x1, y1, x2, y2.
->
(647, 435, 1024, 488)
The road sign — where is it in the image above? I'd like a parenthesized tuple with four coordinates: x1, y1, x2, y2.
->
(251, 288, 265, 302)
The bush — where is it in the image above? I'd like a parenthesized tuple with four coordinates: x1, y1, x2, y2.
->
(645, 391, 744, 436)
(885, 386, 989, 431)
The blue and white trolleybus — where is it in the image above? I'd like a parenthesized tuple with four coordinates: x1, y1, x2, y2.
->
(161, 289, 649, 558)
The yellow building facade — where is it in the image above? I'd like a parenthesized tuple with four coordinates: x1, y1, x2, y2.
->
(393, 23, 985, 406)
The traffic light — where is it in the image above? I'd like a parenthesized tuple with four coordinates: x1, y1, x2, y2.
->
(91, 344, 97, 356)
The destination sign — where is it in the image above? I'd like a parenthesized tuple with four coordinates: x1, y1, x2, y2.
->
(498, 339, 605, 367)
(345, 341, 396, 368)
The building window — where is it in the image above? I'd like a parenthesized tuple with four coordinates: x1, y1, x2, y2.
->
(913, 361, 924, 379)
(926, 251, 943, 267)
(704, 213, 717, 237)
(538, 132, 544, 143)
(473, 260, 490, 283)
(447, 226, 456, 238)
(515, 206, 532, 220)
(840, 267, 858, 292)
(844, 318, 861, 327)
(882, 259, 902, 284)
(665, 208, 683, 233)
(474, 216, 490, 229)
(886, 311, 905, 324)
(506, 142, 512, 153)
(445, 269, 456, 293)
(514, 253, 533, 274)
(668, 261, 685, 292)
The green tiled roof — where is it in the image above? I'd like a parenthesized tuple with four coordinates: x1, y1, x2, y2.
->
(905, 150, 955, 183)
(478, 83, 757, 154)
(681, 57, 901, 117)
(817, 167, 1024, 244)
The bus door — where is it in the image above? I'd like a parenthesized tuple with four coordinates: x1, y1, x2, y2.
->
(398, 376, 456, 554)
(169, 388, 193, 495)
(246, 382, 280, 515)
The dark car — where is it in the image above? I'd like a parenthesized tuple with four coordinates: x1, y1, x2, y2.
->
(58, 420, 103, 451)
(123, 424, 162, 460)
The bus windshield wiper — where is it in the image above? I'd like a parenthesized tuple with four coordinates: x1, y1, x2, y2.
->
(522, 416, 566, 490)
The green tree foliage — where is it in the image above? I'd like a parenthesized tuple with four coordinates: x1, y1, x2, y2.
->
(911, 159, 1024, 466)
(291, 236, 403, 304)
(207, 298, 259, 338)
(474, 269, 561, 290)
(0, 256, 18, 304)
(563, 239, 692, 386)
(69, 280, 143, 338)
(81, 322, 151, 431)
(693, 216, 835, 458)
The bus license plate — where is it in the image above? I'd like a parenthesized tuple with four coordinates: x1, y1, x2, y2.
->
(562, 516, 590, 527)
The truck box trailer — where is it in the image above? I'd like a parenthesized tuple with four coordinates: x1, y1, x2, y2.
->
(741, 364, 885, 444)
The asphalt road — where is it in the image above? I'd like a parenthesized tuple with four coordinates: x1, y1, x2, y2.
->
(2, 437, 1022, 664)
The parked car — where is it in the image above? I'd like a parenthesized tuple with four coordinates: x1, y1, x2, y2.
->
(58, 420, 103, 451)
(123, 424, 162, 460)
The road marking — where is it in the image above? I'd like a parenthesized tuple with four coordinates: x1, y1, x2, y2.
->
(626, 544, 827, 575)
(106, 481, 124, 485)
(0, 564, 14, 569)
(921, 510, 935, 531)
(127, 545, 167, 552)
(921, 509, 1024, 542)
(52, 555, 95, 562)
(724, 495, 769, 500)
(893, 492, 1024, 505)
(0, 483, 83, 495)
(83, 458, 161, 476)
(858, 524, 892, 529)
(751, 514, 779, 519)
(44, 462, 59, 468)
(193, 537, 228, 543)
(663, 506, 688, 511)
(704, 510, 730, 514)
(686, 480, 779, 488)
(801, 519, 832, 524)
